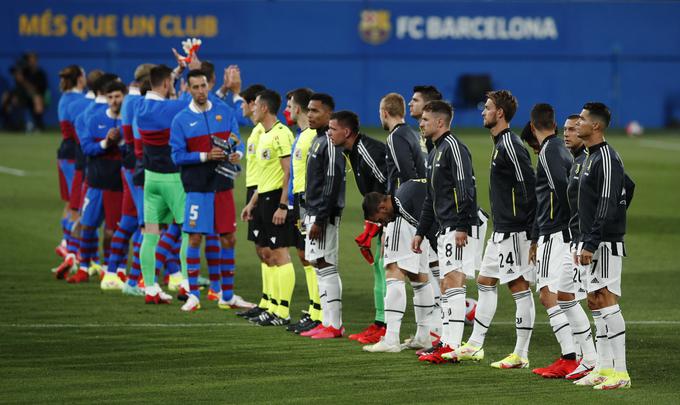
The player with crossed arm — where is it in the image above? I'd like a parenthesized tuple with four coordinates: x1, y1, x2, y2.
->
(300, 93, 347, 340)
(574, 102, 634, 390)
(412, 100, 484, 363)
(450, 90, 538, 369)
(520, 104, 580, 378)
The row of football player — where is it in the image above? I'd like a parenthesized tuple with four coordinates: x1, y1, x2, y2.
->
(51, 52, 632, 390)
(351, 96, 632, 391)
(52, 55, 257, 313)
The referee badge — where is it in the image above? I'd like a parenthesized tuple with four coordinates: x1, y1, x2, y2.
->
(216, 115, 223, 122)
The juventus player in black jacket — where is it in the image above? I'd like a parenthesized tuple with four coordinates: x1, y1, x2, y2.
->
(521, 104, 580, 378)
(573, 102, 632, 389)
(452, 90, 538, 369)
(328, 110, 391, 342)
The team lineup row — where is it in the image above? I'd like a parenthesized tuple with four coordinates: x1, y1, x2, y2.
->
(51, 51, 633, 391)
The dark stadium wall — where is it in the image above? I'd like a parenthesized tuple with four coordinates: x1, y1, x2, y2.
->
(2, 0, 680, 128)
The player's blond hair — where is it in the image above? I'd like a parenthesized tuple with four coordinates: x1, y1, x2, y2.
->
(381, 93, 405, 118)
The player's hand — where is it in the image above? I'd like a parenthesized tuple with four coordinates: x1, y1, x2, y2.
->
(578, 249, 594, 266)
(240, 203, 254, 222)
(229, 65, 242, 93)
(272, 208, 287, 225)
(179, 78, 188, 95)
(207, 147, 227, 161)
(455, 230, 468, 247)
(105, 127, 120, 145)
(309, 223, 322, 241)
(228, 152, 241, 164)
(411, 235, 423, 254)
(528, 243, 537, 265)
(172, 48, 187, 71)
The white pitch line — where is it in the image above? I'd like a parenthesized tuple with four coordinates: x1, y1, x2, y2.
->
(0, 166, 27, 176)
(2, 320, 679, 329)
(638, 139, 680, 152)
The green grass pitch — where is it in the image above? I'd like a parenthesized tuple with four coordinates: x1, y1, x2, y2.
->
(1, 128, 679, 403)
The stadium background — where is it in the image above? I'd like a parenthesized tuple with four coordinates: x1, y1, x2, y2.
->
(4, 0, 680, 129)
(2, 1, 680, 403)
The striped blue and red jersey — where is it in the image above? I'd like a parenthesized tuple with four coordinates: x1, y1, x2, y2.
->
(170, 100, 244, 192)
(120, 87, 142, 170)
(57, 90, 86, 160)
(136, 91, 190, 174)
(80, 107, 123, 191)
(73, 95, 105, 171)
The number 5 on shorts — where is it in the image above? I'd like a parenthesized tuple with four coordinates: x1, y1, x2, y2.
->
(189, 204, 199, 221)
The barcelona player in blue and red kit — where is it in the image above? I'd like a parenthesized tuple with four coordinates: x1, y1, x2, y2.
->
(55, 65, 86, 259)
(170, 69, 253, 312)
(69, 80, 127, 283)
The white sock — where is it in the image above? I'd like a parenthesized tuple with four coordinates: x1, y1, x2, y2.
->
(440, 295, 450, 346)
(512, 289, 535, 359)
(559, 299, 597, 365)
(547, 305, 576, 356)
(384, 278, 406, 346)
(601, 304, 626, 373)
(468, 284, 498, 348)
(315, 267, 330, 327)
(411, 280, 436, 343)
(592, 310, 614, 370)
(318, 265, 342, 329)
(444, 287, 466, 348)
(428, 266, 443, 336)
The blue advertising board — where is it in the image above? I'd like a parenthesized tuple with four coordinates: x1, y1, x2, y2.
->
(2, 0, 679, 127)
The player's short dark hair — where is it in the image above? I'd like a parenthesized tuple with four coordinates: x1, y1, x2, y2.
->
(362, 192, 387, 220)
(520, 121, 540, 151)
(530, 103, 556, 132)
(240, 84, 266, 103)
(310, 93, 335, 111)
(59, 65, 83, 91)
(256, 89, 282, 115)
(149, 64, 173, 88)
(286, 88, 314, 113)
(422, 100, 454, 123)
(86, 69, 104, 91)
(582, 102, 611, 128)
(200, 61, 215, 82)
(187, 69, 208, 84)
(330, 110, 360, 134)
(413, 85, 443, 102)
(486, 90, 518, 122)
(92, 73, 120, 95)
(104, 81, 127, 95)
(139, 79, 152, 96)
(566, 114, 581, 121)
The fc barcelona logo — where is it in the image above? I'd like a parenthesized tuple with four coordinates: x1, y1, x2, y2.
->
(359, 10, 391, 45)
